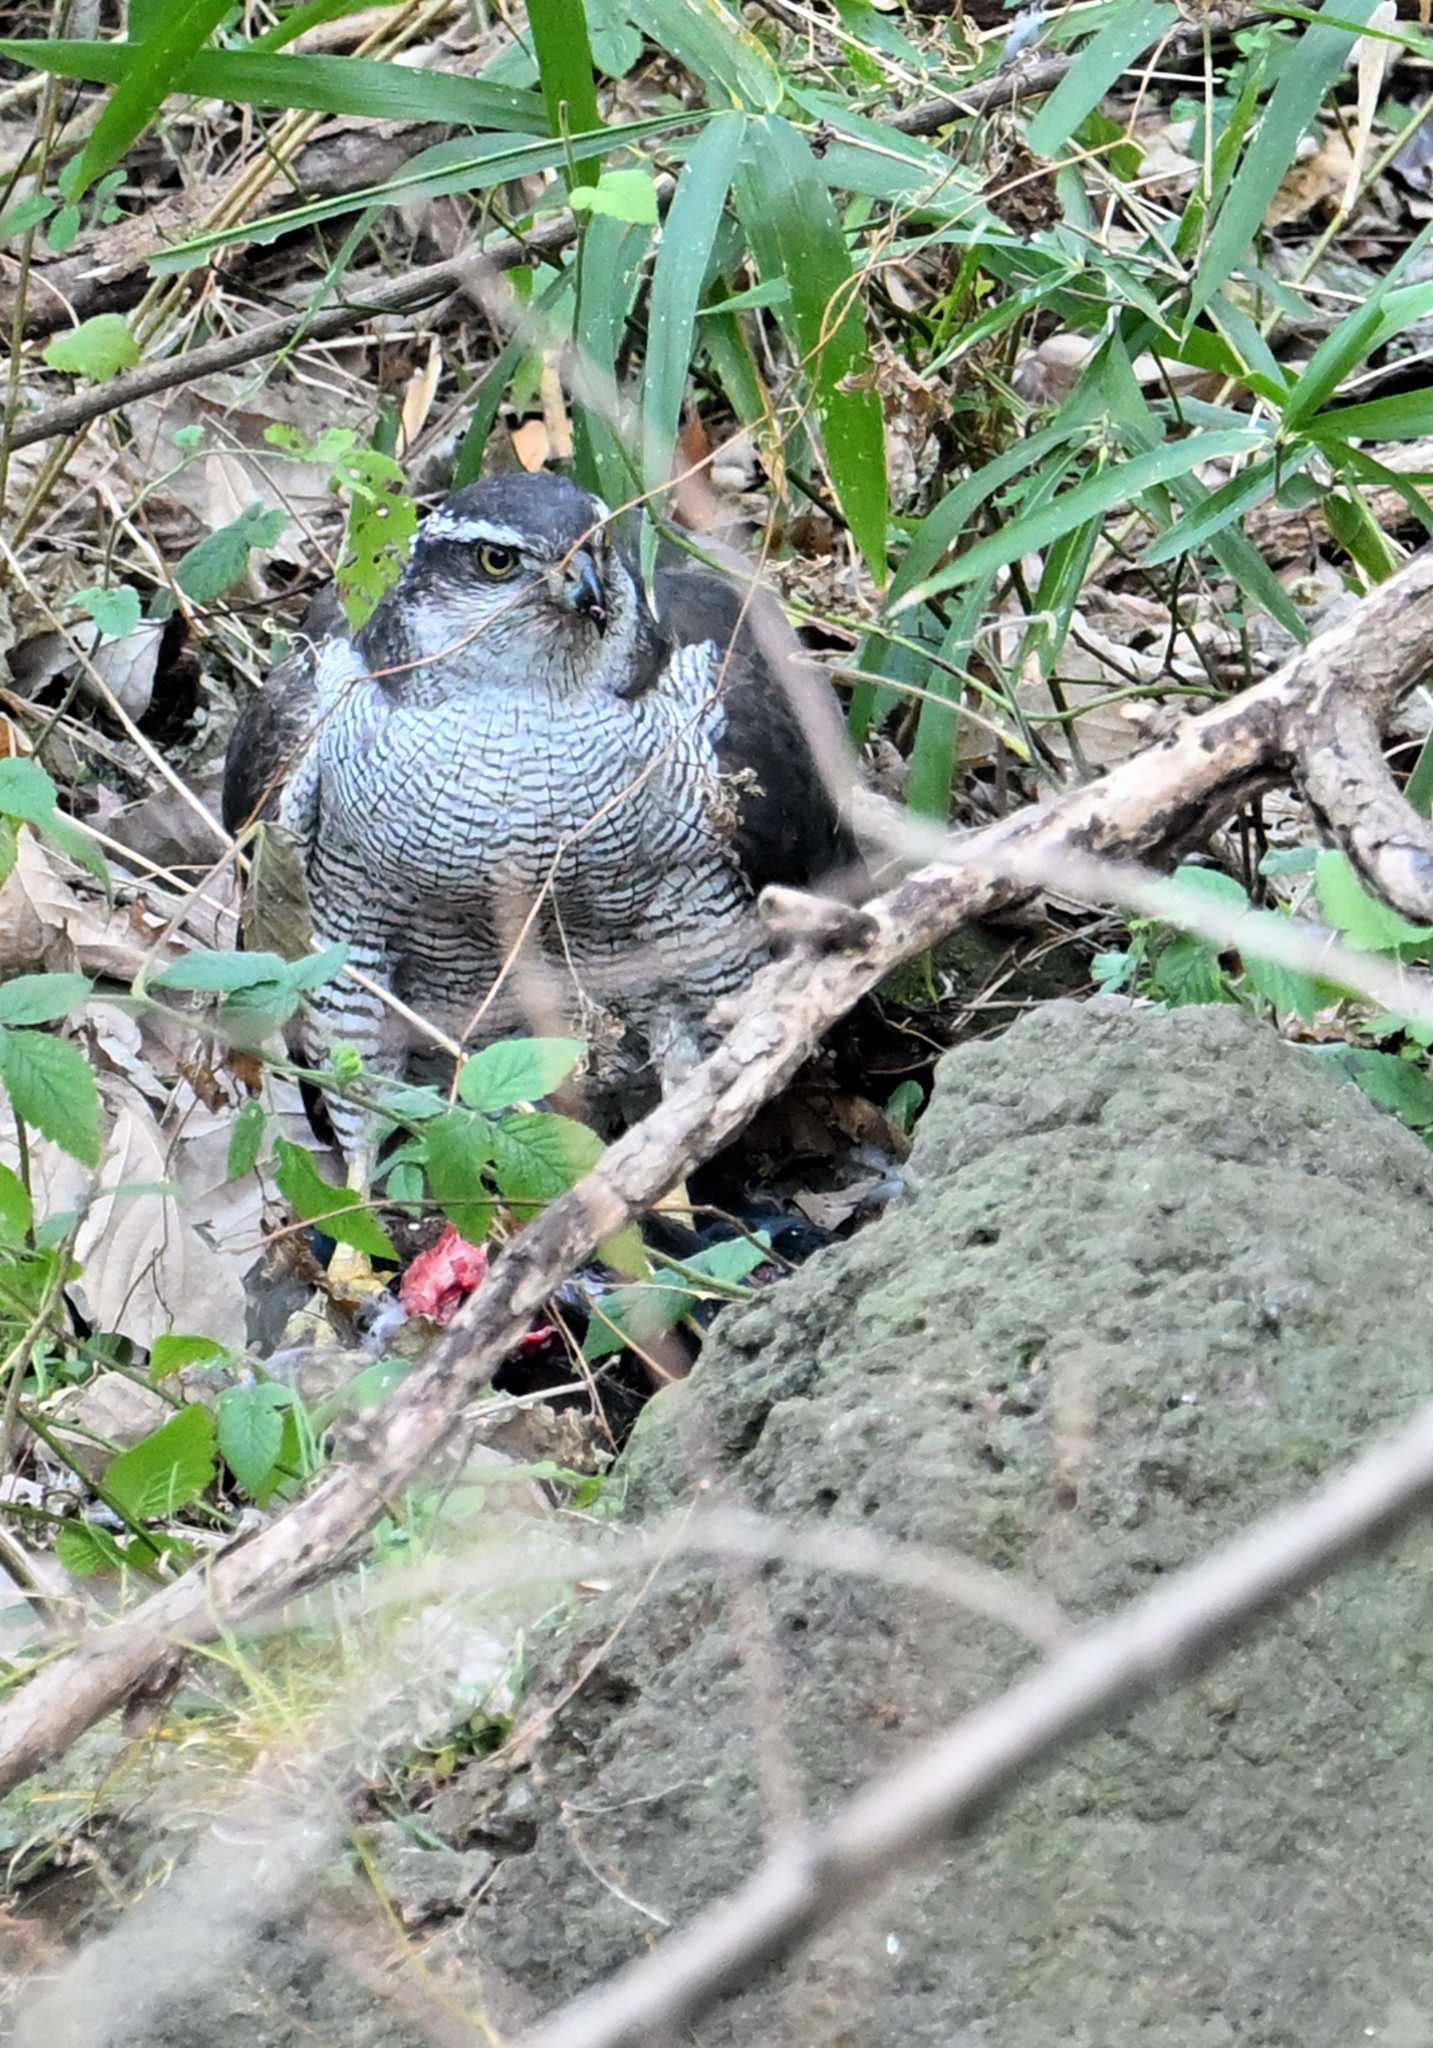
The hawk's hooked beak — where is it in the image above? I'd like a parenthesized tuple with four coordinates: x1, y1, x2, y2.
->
(562, 546, 608, 634)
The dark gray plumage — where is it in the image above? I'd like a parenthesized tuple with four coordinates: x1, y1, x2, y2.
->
(223, 473, 862, 1155)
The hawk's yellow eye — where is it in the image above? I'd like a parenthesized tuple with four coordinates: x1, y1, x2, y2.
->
(477, 542, 519, 579)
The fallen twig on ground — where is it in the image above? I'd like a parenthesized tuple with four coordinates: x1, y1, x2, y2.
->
(0, 545, 1430, 1801)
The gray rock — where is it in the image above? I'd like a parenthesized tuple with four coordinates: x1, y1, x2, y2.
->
(460, 1002, 1433, 2045)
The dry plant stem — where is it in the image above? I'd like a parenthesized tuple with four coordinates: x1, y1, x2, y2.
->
(891, 29, 1202, 136)
(1, 550, 1433, 1796)
(514, 1395, 1433, 2048)
(6, 217, 583, 455)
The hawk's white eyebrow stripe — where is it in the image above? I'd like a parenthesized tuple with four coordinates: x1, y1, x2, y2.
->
(420, 514, 530, 547)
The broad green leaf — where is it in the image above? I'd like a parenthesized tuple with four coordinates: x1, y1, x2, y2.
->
(147, 113, 692, 272)
(226, 1098, 266, 1181)
(103, 1402, 217, 1520)
(1242, 951, 1336, 1020)
(1146, 934, 1228, 1006)
(0, 39, 547, 130)
(1026, 1, 1179, 156)
(897, 430, 1267, 607)
(151, 947, 296, 993)
(1189, 0, 1380, 321)
(174, 503, 286, 602)
(0, 757, 109, 887)
(150, 1332, 230, 1377)
(528, 0, 601, 187)
(625, 0, 782, 110)
(217, 1382, 288, 1499)
(1166, 863, 1249, 911)
(735, 116, 887, 580)
(55, 1522, 129, 1577)
(1259, 846, 1319, 877)
(642, 112, 746, 496)
(421, 1108, 496, 1240)
(1329, 1046, 1433, 1127)
(489, 1111, 604, 1209)
(42, 313, 139, 380)
(272, 1137, 397, 1257)
(584, 1233, 767, 1360)
(1315, 849, 1433, 950)
(0, 973, 90, 1026)
(74, 586, 142, 639)
(457, 1037, 586, 1112)
(58, 0, 236, 205)
(285, 941, 351, 990)
(571, 167, 658, 221)
(0, 1160, 32, 1241)
(0, 1028, 101, 1165)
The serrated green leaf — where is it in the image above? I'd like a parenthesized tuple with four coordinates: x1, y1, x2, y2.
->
(1242, 951, 1335, 1020)
(77, 587, 143, 641)
(174, 503, 287, 603)
(272, 1137, 396, 1257)
(336, 447, 416, 628)
(1315, 849, 1433, 951)
(1146, 934, 1229, 1007)
(226, 1098, 265, 1182)
(1340, 1047, 1433, 1127)
(734, 116, 887, 580)
(0, 1028, 100, 1165)
(0, 973, 90, 1025)
(490, 1111, 603, 1209)
(421, 1109, 495, 1240)
(0, 1160, 32, 1241)
(0, 756, 60, 825)
(571, 166, 658, 222)
(55, 1522, 128, 1577)
(42, 313, 139, 380)
(458, 1037, 586, 1112)
(216, 1383, 287, 1499)
(102, 1403, 217, 1521)
(149, 1332, 230, 1378)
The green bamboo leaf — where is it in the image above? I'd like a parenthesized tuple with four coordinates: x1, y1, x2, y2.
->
(1026, 1, 1179, 157)
(528, 0, 601, 186)
(252, 0, 389, 52)
(148, 112, 695, 273)
(571, 209, 653, 503)
(1189, 0, 1380, 321)
(625, 0, 781, 110)
(641, 111, 746, 495)
(1306, 388, 1433, 443)
(1283, 273, 1433, 434)
(58, 0, 236, 205)
(897, 430, 1267, 607)
(734, 116, 888, 581)
(906, 577, 992, 821)
(0, 40, 548, 130)
(1142, 450, 1306, 567)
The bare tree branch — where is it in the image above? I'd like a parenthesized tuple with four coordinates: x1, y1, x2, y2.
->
(513, 1395, 1433, 2048)
(1, 546, 1432, 1801)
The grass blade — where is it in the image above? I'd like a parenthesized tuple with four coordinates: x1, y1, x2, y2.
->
(1025, 0, 1180, 157)
(625, 0, 781, 111)
(147, 112, 695, 272)
(0, 39, 548, 130)
(897, 430, 1268, 607)
(640, 111, 746, 495)
(734, 115, 888, 580)
(1189, 0, 1379, 321)
(528, 0, 601, 187)
(58, 0, 235, 204)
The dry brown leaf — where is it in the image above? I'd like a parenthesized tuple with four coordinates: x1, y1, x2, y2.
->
(398, 335, 443, 456)
(1267, 132, 1356, 227)
(1346, 1, 1398, 213)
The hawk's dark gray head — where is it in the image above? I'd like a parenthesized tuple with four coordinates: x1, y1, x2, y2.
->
(362, 473, 650, 700)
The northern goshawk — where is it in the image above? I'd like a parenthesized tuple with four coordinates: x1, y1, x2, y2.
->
(223, 472, 861, 1156)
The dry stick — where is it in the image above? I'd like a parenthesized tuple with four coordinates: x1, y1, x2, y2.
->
(889, 27, 1203, 136)
(515, 1395, 1433, 2048)
(5, 210, 584, 454)
(1, 547, 1432, 1796)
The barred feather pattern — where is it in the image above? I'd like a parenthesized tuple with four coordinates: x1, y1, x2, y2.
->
(280, 634, 767, 1156)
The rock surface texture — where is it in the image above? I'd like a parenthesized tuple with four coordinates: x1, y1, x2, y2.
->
(30, 1001, 1433, 2046)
